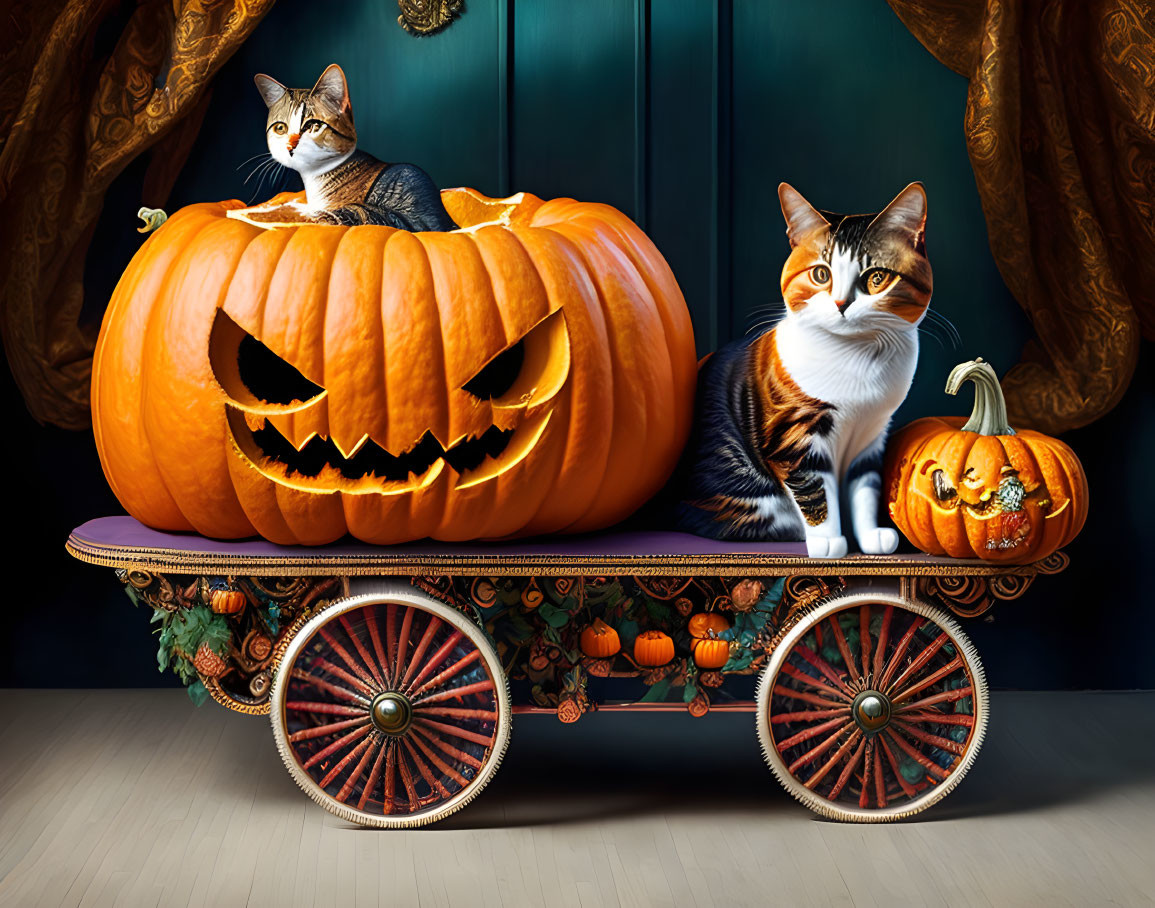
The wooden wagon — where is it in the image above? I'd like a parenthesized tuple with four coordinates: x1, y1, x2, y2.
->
(67, 516, 1069, 826)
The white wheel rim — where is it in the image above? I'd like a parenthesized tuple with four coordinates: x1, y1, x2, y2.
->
(270, 586, 511, 828)
(756, 592, 988, 822)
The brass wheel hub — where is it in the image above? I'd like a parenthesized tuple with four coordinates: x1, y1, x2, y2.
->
(851, 690, 892, 733)
(370, 691, 413, 735)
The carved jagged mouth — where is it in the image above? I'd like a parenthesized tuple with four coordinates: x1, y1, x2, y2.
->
(250, 418, 513, 482)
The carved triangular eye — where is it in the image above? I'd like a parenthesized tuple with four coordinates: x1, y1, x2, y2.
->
(210, 310, 324, 408)
(463, 341, 525, 400)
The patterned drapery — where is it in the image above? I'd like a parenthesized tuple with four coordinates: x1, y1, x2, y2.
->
(0, 0, 274, 429)
(888, 0, 1155, 433)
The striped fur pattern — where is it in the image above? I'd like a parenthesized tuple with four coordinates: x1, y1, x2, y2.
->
(674, 183, 932, 558)
(254, 64, 455, 231)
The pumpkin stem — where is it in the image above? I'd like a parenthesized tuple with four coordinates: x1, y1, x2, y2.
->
(944, 357, 1016, 436)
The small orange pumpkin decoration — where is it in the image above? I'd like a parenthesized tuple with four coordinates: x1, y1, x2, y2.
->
(633, 630, 675, 666)
(92, 189, 697, 545)
(885, 358, 1088, 563)
(691, 637, 731, 669)
(687, 613, 730, 638)
(580, 618, 621, 658)
(210, 590, 246, 615)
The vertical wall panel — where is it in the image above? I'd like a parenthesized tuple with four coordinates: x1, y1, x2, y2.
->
(510, 0, 637, 217)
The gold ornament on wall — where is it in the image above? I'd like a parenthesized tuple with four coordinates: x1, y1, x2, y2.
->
(397, 0, 464, 36)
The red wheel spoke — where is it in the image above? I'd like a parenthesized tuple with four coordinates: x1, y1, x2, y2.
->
(790, 644, 851, 693)
(400, 614, 442, 689)
(900, 710, 974, 728)
(787, 722, 854, 773)
(407, 726, 470, 787)
(859, 605, 873, 682)
(386, 604, 398, 678)
(364, 609, 392, 688)
(319, 735, 373, 789)
(877, 617, 925, 691)
(415, 679, 495, 706)
(394, 607, 415, 683)
(311, 658, 377, 697)
(414, 717, 496, 748)
(317, 626, 377, 688)
(895, 685, 973, 713)
(410, 725, 484, 771)
(879, 736, 918, 797)
(397, 749, 421, 812)
(872, 605, 893, 682)
(827, 735, 867, 800)
(417, 706, 499, 722)
(404, 630, 466, 695)
(338, 737, 380, 802)
(886, 632, 949, 697)
(770, 708, 849, 724)
(401, 739, 452, 799)
(291, 669, 369, 706)
(302, 724, 371, 770)
(771, 685, 846, 710)
(776, 715, 850, 752)
(286, 701, 365, 718)
(891, 719, 966, 756)
(410, 648, 480, 701)
(383, 742, 398, 814)
(873, 742, 887, 808)
(826, 615, 860, 684)
(890, 655, 964, 707)
(883, 729, 947, 782)
(804, 729, 862, 791)
(358, 739, 389, 811)
(780, 662, 851, 701)
(339, 614, 384, 688)
(289, 717, 369, 743)
(858, 738, 875, 808)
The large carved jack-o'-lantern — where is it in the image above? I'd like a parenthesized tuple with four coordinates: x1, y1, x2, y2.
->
(93, 189, 697, 545)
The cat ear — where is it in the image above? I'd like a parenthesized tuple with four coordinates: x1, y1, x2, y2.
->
(869, 182, 927, 245)
(778, 183, 830, 246)
(253, 74, 288, 108)
(311, 64, 351, 113)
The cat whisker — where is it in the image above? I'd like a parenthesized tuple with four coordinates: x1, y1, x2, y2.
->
(236, 151, 273, 171)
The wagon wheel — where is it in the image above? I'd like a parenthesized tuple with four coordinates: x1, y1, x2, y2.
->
(756, 592, 988, 822)
(270, 583, 510, 828)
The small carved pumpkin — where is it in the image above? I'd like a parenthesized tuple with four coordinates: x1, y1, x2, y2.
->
(633, 630, 675, 667)
(580, 618, 621, 658)
(691, 637, 731, 669)
(687, 613, 730, 639)
(209, 590, 246, 615)
(884, 358, 1088, 563)
(93, 189, 697, 545)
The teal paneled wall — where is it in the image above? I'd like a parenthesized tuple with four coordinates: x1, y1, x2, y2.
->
(175, 0, 1033, 428)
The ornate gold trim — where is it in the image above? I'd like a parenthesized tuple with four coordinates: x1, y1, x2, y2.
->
(397, 0, 463, 36)
(66, 536, 1064, 580)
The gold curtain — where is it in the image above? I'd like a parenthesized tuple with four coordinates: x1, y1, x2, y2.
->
(0, 0, 274, 430)
(888, 0, 1155, 433)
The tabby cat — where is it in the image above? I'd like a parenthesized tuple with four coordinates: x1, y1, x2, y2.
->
(254, 64, 456, 230)
(673, 182, 932, 558)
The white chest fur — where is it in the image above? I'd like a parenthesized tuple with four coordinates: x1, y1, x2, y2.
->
(773, 318, 918, 476)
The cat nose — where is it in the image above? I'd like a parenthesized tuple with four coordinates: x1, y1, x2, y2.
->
(834, 298, 850, 314)
(287, 133, 300, 152)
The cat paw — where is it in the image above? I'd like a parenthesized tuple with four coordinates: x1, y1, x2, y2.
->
(858, 527, 899, 555)
(806, 535, 848, 559)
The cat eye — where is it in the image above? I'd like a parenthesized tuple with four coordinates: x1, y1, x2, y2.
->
(811, 264, 831, 284)
(303, 119, 325, 133)
(270, 122, 288, 135)
(863, 269, 898, 295)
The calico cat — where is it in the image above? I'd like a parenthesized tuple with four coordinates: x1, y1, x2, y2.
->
(673, 182, 932, 558)
(253, 64, 456, 231)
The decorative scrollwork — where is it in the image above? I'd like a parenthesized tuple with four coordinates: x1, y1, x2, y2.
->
(396, 0, 464, 36)
(918, 553, 1068, 618)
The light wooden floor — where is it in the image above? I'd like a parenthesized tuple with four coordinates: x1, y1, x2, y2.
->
(1, 690, 1152, 907)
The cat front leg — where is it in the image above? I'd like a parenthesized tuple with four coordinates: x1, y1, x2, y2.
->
(847, 435, 899, 555)
(785, 460, 847, 559)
